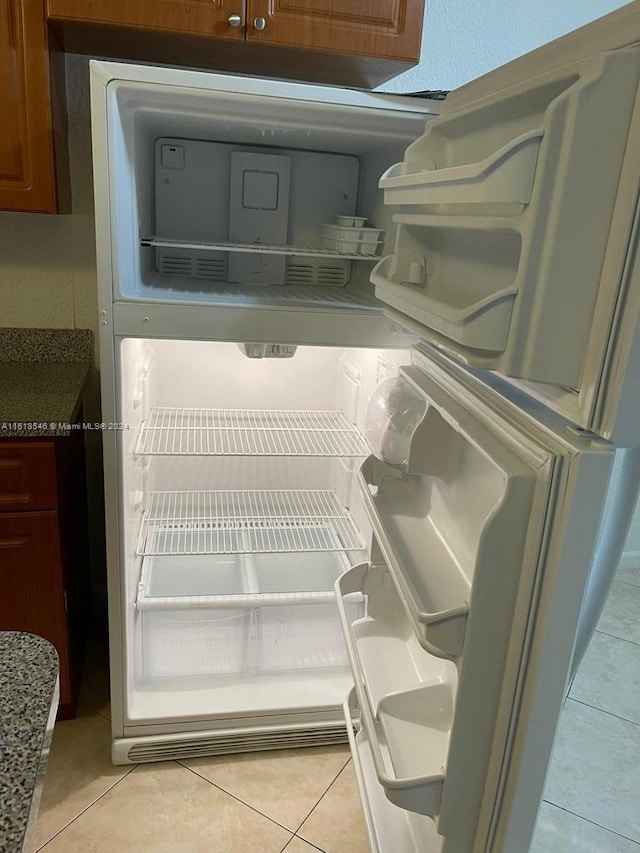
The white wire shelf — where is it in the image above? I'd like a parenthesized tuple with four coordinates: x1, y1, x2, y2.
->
(142, 236, 378, 261)
(135, 408, 370, 457)
(136, 490, 365, 556)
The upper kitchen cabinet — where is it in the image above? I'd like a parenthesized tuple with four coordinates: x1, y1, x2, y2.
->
(246, 0, 424, 62)
(0, 0, 61, 213)
(45, 0, 245, 40)
(47, 0, 424, 86)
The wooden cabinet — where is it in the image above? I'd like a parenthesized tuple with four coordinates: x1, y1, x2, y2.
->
(0, 0, 60, 213)
(0, 437, 90, 719)
(247, 0, 423, 62)
(46, 0, 245, 39)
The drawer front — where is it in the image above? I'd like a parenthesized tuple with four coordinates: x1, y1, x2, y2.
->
(0, 442, 58, 511)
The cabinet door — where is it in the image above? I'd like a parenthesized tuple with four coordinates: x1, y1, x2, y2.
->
(0, 0, 58, 212)
(247, 0, 424, 61)
(0, 512, 71, 701)
(46, 0, 246, 39)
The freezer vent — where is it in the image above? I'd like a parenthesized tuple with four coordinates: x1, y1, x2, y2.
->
(285, 259, 349, 287)
(127, 726, 348, 763)
(159, 255, 192, 276)
(285, 264, 314, 285)
(158, 253, 227, 281)
(194, 257, 227, 281)
(317, 266, 349, 286)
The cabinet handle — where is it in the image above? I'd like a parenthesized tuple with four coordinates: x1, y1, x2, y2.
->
(253, 16, 267, 30)
(227, 13, 242, 27)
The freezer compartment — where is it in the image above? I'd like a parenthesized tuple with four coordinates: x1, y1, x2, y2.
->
(101, 71, 428, 307)
(337, 564, 457, 818)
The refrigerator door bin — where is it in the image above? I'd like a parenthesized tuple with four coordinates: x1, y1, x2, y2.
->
(336, 563, 457, 714)
(371, 225, 520, 353)
(135, 408, 370, 458)
(345, 690, 443, 853)
(141, 608, 252, 679)
(337, 564, 455, 818)
(136, 489, 364, 556)
(379, 129, 543, 209)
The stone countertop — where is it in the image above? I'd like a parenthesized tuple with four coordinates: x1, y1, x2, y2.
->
(0, 632, 59, 853)
(0, 329, 92, 438)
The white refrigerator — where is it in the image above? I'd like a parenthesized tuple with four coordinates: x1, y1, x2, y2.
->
(92, 4, 640, 850)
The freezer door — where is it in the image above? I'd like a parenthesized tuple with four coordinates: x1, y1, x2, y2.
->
(335, 346, 614, 853)
(374, 4, 640, 442)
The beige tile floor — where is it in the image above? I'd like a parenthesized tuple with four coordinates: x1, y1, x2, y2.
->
(34, 564, 640, 852)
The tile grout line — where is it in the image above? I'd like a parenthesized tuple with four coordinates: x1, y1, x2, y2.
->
(542, 799, 640, 845)
(565, 696, 640, 727)
(295, 756, 353, 838)
(615, 578, 640, 590)
(592, 627, 640, 647)
(35, 763, 138, 851)
(176, 760, 295, 835)
(592, 628, 640, 648)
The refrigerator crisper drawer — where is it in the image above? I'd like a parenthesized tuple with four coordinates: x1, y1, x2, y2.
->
(137, 550, 363, 679)
(140, 602, 362, 679)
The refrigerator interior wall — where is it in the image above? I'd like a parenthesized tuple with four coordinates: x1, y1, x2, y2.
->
(107, 80, 428, 308)
(117, 338, 411, 724)
(374, 46, 640, 391)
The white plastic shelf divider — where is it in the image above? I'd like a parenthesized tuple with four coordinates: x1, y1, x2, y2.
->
(135, 408, 370, 457)
(142, 236, 378, 261)
(336, 564, 455, 818)
(136, 489, 365, 556)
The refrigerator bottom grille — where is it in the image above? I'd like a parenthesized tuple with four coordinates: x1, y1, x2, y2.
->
(125, 724, 348, 763)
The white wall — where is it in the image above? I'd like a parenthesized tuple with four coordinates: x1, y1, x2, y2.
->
(381, 0, 630, 92)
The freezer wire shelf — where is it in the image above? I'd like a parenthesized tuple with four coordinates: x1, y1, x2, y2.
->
(135, 408, 370, 457)
(142, 237, 378, 262)
(137, 490, 365, 556)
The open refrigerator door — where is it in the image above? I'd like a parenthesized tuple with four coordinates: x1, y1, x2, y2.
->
(336, 346, 614, 853)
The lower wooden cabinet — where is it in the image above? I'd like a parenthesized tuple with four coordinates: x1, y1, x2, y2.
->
(0, 435, 90, 718)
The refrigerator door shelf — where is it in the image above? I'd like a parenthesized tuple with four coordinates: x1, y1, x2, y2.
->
(379, 128, 544, 209)
(345, 690, 444, 853)
(357, 354, 538, 660)
(377, 47, 640, 391)
(337, 564, 456, 819)
(336, 570, 447, 818)
(371, 247, 518, 353)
